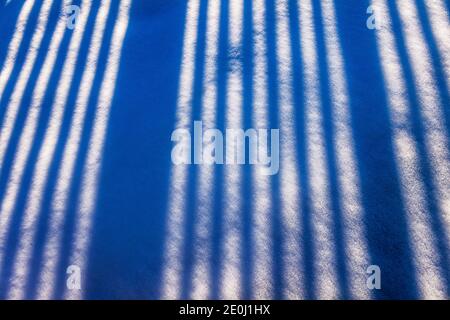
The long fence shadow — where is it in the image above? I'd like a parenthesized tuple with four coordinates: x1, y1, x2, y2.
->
(0, 0, 78, 298)
(0, 0, 44, 123)
(51, 0, 120, 300)
(0, 0, 58, 186)
(0, 0, 133, 299)
(85, 0, 188, 299)
(414, 0, 450, 137)
(311, 0, 350, 299)
(0, 0, 28, 73)
(155, 0, 449, 300)
(25, 0, 102, 299)
(333, 0, 419, 299)
(385, 0, 450, 296)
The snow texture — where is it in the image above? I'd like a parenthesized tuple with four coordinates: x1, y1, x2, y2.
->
(0, 0, 449, 299)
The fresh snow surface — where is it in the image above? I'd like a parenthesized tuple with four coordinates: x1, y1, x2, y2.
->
(0, 0, 449, 299)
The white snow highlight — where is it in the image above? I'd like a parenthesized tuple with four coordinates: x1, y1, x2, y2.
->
(297, 0, 336, 299)
(0, 0, 68, 282)
(249, 0, 274, 300)
(372, 0, 448, 299)
(220, 0, 244, 300)
(0, 0, 36, 102)
(275, 0, 304, 299)
(63, 0, 131, 300)
(0, 0, 54, 173)
(161, 0, 201, 300)
(36, 0, 114, 300)
(319, 0, 371, 299)
(7, 0, 94, 300)
(190, 0, 220, 300)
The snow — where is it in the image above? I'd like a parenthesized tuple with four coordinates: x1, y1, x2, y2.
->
(0, 0, 449, 300)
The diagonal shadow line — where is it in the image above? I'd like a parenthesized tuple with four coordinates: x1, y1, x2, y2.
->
(444, 0, 450, 19)
(0, 0, 42, 124)
(415, 0, 450, 148)
(0, 0, 67, 298)
(35, 0, 117, 299)
(180, 0, 209, 300)
(1, 1, 84, 295)
(371, 0, 448, 299)
(385, 0, 450, 296)
(24, 1, 103, 299)
(311, 0, 350, 299)
(0, 0, 55, 169)
(4, 0, 103, 300)
(67, 0, 132, 299)
(0, 0, 33, 91)
(48, 0, 120, 300)
(0, 0, 60, 197)
(0, 1, 20, 67)
(333, 0, 418, 299)
(80, 0, 173, 299)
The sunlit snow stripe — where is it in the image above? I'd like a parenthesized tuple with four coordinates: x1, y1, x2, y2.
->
(319, 0, 371, 299)
(4, 0, 109, 300)
(0, 0, 69, 280)
(248, 0, 273, 299)
(395, 0, 450, 265)
(372, 0, 447, 299)
(275, 0, 303, 299)
(63, 0, 132, 300)
(220, 0, 244, 300)
(297, 0, 336, 299)
(190, 0, 220, 300)
(0, 0, 54, 172)
(0, 0, 36, 102)
(7, 0, 93, 300)
(422, 0, 450, 96)
(161, 0, 201, 300)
